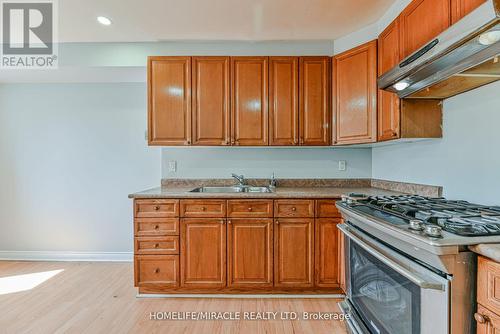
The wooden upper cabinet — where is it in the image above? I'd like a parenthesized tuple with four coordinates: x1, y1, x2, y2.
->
(378, 19, 401, 141)
(191, 57, 230, 145)
(148, 57, 191, 145)
(274, 218, 314, 287)
(451, 0, 486, 24)
(399, 0, 451, 58)
(334, 41, 377, 145)
(299, 57, 331, 146)
(180, 218, 226, 288)
(231, 57, 269, 146)
(227, 219, 273, 287)
(269, 57, 299, 146)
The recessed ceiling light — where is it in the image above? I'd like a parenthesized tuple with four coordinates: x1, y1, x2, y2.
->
(97, 16, 112, 26)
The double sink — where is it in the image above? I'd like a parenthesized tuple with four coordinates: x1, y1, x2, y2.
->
(190, 186, 273, 193)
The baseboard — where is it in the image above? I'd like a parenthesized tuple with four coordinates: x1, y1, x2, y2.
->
(0, 251, 133, 262)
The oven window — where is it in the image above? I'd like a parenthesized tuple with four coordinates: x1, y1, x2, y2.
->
(349, 240, 421, 334)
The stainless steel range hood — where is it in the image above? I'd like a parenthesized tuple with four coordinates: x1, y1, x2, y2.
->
(378, 0, 500, 99)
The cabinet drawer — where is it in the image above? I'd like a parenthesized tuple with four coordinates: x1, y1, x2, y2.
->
(316, 200, 341, 217)
(478, 256, 500, 315)
(275, 200, 314, 218)
(135, 236, 179, 255)
(135, 218, 179, 236)
(180, 200, 226, 218)
(135, 199, 179, 218)
(227, 200, 273, 218)
(134, 255, 179, 287)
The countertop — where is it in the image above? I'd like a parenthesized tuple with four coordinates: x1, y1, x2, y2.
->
(128, 186, 404, 199)
(469, 244, 500, 263)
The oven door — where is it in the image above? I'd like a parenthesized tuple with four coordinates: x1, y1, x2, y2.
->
(338, 223, 450, 334)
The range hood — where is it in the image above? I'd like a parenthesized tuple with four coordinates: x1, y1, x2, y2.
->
(378, 0, 500, 99)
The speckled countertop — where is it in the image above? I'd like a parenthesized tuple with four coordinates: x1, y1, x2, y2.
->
(128, 186, 404, 199)
(469, 244, 500, 263)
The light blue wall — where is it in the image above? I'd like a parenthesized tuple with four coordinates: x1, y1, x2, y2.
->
(372, 81, 500, 205)
(0, 83, 160, 252)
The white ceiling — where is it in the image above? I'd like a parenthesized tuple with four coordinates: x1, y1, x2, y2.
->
(59, 0, 396, 43)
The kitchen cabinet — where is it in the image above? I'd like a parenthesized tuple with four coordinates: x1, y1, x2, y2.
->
(315, 218, 341, 287)
(451, 0, 486, 24)
(299, 57, 331, 146)
(231, 57, 269, 146)
(191, 56, 230, 145)
(180, 218, 226, 288)
(378, 19, 402, 141)
(476, 256, 500, 333)
(269, 57, 299, 145)
(274, 218, 314, 287)
(227, 218, 273, 287)
(333, 40, 378, 145)
(399, 0, 450, 58)
(148, 57, 191, 145)
(133, 198, 342, 294)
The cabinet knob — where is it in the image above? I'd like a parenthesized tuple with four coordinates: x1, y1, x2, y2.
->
(154, 225, 160, 230)
(154, 206, 160, 211)
(202, 207, 206, 211)
(275, 220, 279, 225)
(154, 268, 160, 274)
(248, 207, 253, 211)
(228, 220, 232, 224)
(292, 207, 297, 212)
(474, 313, 488, 324)
(154, 243, 160, 248)
(186, 140, 191, 145)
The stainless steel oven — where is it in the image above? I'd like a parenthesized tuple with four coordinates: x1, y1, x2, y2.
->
(338, 223, 451, 334)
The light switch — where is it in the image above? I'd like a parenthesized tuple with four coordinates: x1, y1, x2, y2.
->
(338, 160, 347, 171)
(168, 160, 177, 172)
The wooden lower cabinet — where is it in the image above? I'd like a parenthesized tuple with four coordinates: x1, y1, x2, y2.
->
(227, 219, 273, 287)
(180, 218, 226, 288)
(315, 218, 341, 287)
(134, 198, 344, 294)
(476, 304, 500, 334)
(476, 256, 500, 333)
(274, 218, 314, 288)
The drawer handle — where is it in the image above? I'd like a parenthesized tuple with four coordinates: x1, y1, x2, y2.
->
(154, 243, 160, 248)
(154, 268, 160, 274)
(154, 225, 160, 230)
(248, 207, 253, 211)
(291, 207, 297, 211)
(474, 313, 488, 324)
(154, 206, 160, 211)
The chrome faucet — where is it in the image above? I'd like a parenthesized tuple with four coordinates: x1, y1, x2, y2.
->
(231, 173, 247, 186)
(269, 172, 277, 189)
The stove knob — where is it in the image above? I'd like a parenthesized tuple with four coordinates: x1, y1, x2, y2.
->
(409, 220, 425, 231)
(424, 225, 443, 238)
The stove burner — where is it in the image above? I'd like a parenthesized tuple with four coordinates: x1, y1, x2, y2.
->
(345, 195, 500, 237)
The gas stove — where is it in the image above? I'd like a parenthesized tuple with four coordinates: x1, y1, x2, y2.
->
(340, 194, 500, 238)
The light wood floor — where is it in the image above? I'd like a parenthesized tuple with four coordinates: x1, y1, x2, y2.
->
(0, 261, 347, 334)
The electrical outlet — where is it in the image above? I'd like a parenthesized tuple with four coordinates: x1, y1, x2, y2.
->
(168, 160, 177, 172)
(338, 160, 347, 171)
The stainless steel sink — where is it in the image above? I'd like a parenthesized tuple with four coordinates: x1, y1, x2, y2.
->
(190, 186, 273, 193)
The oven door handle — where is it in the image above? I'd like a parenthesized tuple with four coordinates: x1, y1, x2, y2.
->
(339, 224, 446, 291)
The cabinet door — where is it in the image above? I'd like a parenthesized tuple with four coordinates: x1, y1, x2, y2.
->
(378, 19, 401, 141)
(476, 304, 500, 334)
(452, 0, 486, 24)
(333, 41, 377, 145)
(269, 57, 299, 146)
(192, 56, 230, 145)
(315, 218, 341, 287)
(399, 0, 451, 58)
(299, 57, 331, 146)
(274, 218, 314, 287)
(148, 57, 191, 145)
(180, 218, 226, 288)
(231, 57, 269, 146)
(227, 219, 273, 287)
